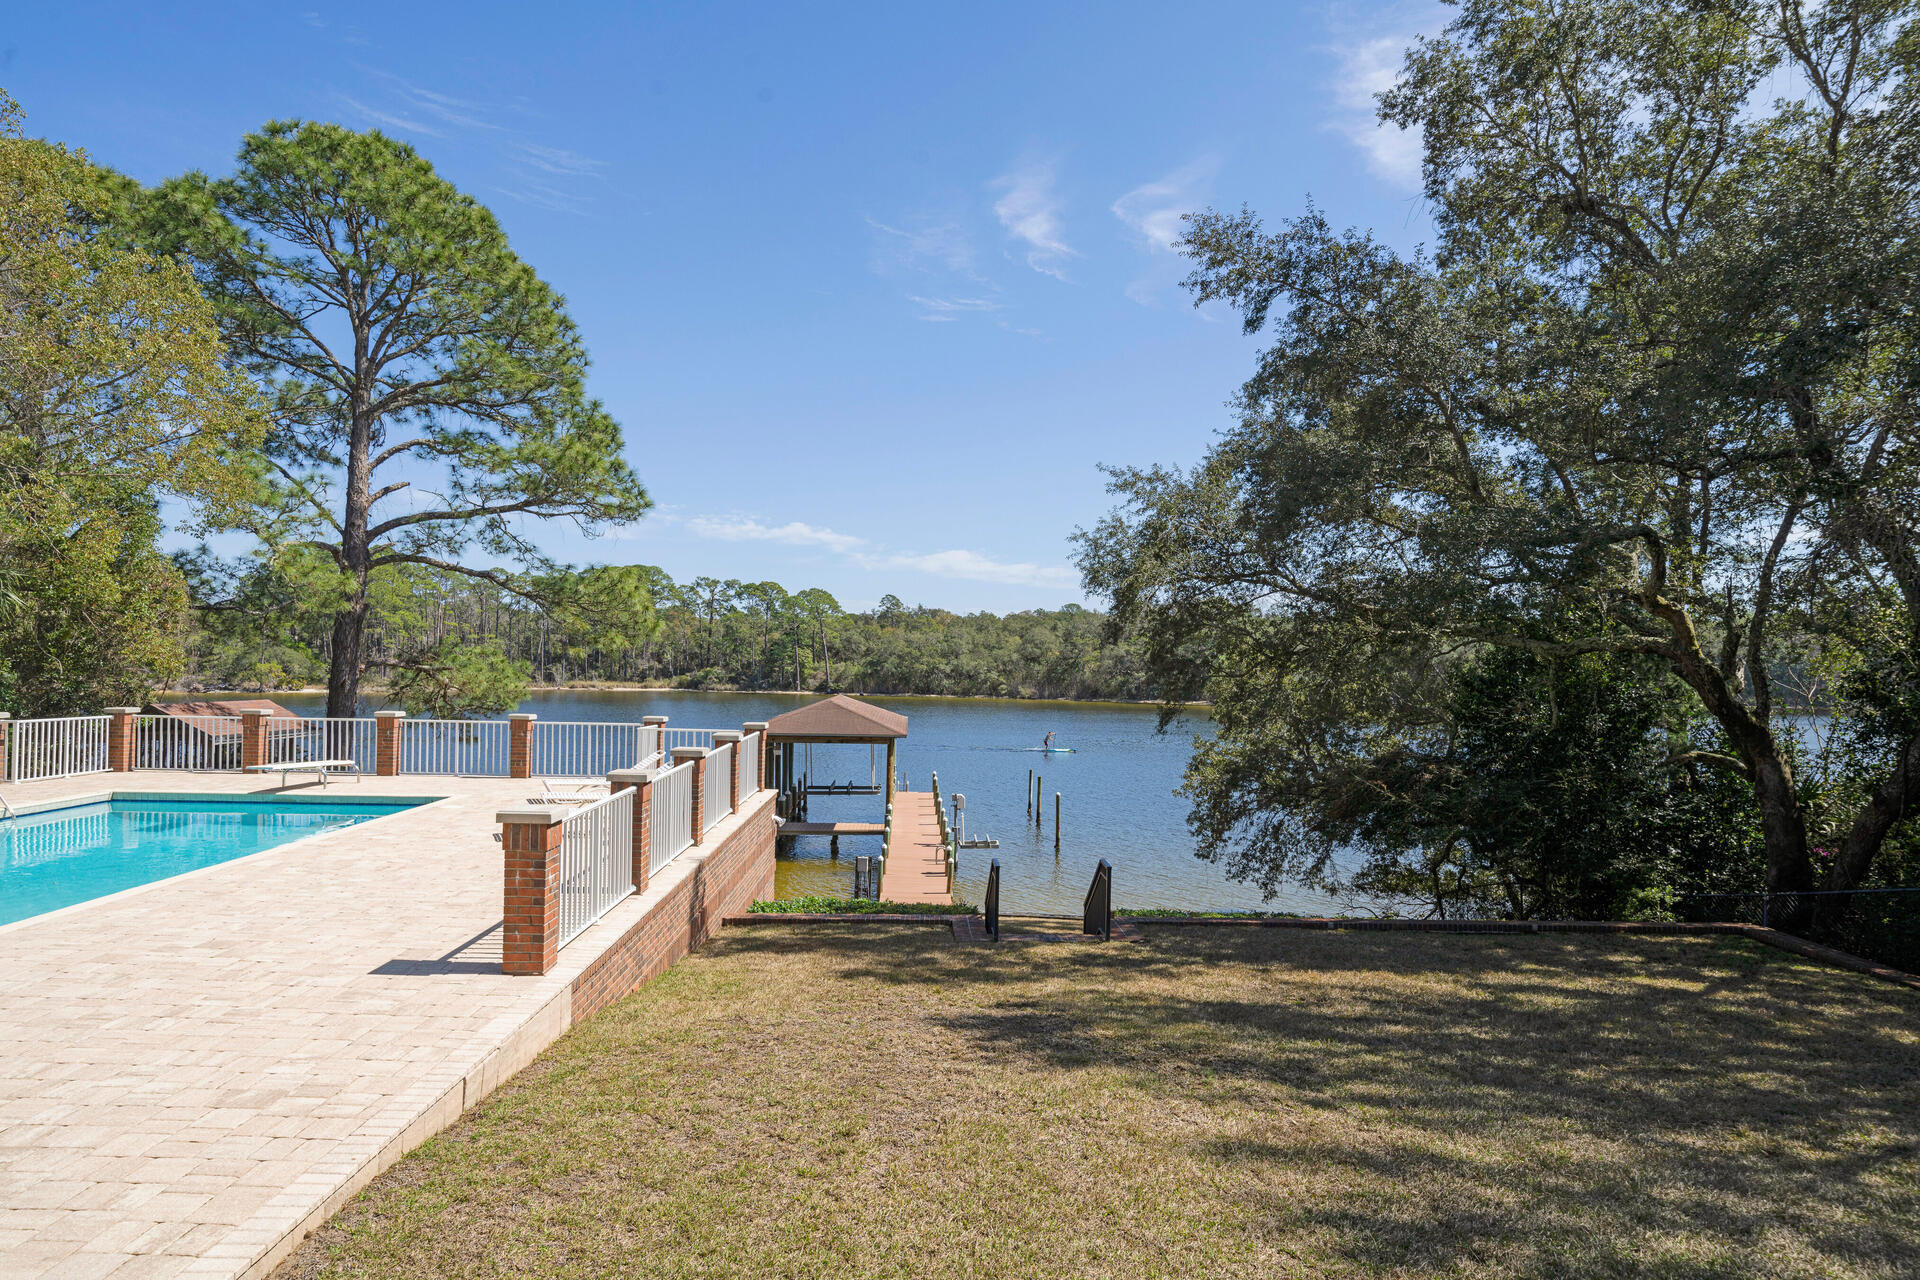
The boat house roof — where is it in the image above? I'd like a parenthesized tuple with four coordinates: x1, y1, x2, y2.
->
(145, 699, 302, 740)
(763, 694, 907, 742)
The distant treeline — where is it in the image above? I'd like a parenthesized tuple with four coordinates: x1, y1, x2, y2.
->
(182, 560, 1157, 705)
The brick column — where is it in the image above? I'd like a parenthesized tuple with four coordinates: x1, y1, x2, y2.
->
(713, 731, 742, 813)
(509, 713, 536, 779)
(673, 746, 709, 845)
(1, 711, 13, 781)
(239, 708, 272, 771)
(499, 808, 565, 975)
(608, 766, 655, 894)
(375, 710, 405, 776)
(742, 722, 768, 791)
(106, 707, 139, 771)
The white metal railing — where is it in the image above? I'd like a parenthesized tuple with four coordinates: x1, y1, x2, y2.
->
(271, 717, 377, 771)
(649, 758, 695, 874)
(661, 727, 715, 755)
(134, 714, 243, 771)
(5, 716, 111, 782)
(704, 743, 734, 830)
(739, 731, 761, 791)
(400, 719, 511, 775)
(557, 786, 635, 947)
(528, 720, 651, 778)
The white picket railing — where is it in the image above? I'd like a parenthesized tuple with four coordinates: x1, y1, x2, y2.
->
(5, 716, 111, 782)
(739, 731, 761, 792)
(134, 714, 244, 771)
(527, 720, 652, 778)
(400, 719, 511, 775)
(661, 727, 715, 755)
(270, 717, 377, 771)
(704, 743, 734, 830)
(649, 758, 695, 874)
(556, 786, 636, 947)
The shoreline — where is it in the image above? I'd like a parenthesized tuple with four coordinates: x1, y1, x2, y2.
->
(157, 685, 1212, 711)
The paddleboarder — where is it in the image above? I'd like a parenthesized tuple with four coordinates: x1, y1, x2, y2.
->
(1042, 731, 1056, 752)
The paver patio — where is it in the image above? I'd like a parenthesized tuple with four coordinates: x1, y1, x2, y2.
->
(0, 769, 763, 1280)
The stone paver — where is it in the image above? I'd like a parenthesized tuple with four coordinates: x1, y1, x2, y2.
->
(0, 770, 748, 1280)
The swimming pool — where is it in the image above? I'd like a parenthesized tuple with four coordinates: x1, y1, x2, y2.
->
(0, 795, 429, 926)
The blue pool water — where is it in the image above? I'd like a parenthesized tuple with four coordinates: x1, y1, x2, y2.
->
(0, 797, 425, 926)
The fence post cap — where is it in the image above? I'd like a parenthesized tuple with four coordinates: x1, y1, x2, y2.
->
(238, 707, 274, 719)
(712, 730, 743, 744)
(0, 712, 10, 719)
(508, 712, 537, 722)
(497, 806, 564, 826)
(670, 746, 710, 763)
(607, 766, 656, 787)
(374, 710, 407, 719)
(642, 715, 670, 725)
(741, 721, 769, 733)
(105, 706, 140, 715)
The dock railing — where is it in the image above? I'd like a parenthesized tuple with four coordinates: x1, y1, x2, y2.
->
(930, 770, 957, 896)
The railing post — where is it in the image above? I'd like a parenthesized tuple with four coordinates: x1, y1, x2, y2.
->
(607, 766, 654, 894)
(642, 715, 669, 759)
(742, 722, 768, 791)
(239, 708, 272, 771)
(673, 746, 709, 844)
(375, 710, 405, 777)
(509, 713, 537, 779)
(713, 731, 742, 813)
(499, 807, 565, 975)
(106, 707, 139, 772)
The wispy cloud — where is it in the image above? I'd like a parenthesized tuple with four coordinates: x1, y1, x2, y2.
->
(907, 295, 1001, 322)
(873, 549, 1078, 590)
(990, 162, 1076, 281)
(1327, 34, 1424, 188)
(686, 516, 866, 555)
(334, 94, 445, 138)
(513, 142, 607, 177)
(1112, 157, 1219, 306)
(868, 216, 977, 277)
(680, 513, 1077, 590)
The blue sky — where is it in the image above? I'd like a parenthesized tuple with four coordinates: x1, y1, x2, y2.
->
(6, 1, 1441, 613)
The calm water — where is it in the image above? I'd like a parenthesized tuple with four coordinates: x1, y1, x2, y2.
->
(267, 689, 1351, 915)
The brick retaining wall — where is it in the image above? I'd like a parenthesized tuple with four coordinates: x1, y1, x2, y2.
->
(571, 789, 776, 1021)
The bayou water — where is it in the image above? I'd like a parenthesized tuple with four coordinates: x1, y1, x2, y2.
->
(267, 688, 1356, 915)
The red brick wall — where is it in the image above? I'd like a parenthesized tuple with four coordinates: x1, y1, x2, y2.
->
(570, 790, 776, 1021)
(502, 819, 564, 975)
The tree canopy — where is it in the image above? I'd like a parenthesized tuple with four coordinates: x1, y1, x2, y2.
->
(0, 89, 260, 713)
(138, 121, 648, 716)
(1080, 0, 1920, 912)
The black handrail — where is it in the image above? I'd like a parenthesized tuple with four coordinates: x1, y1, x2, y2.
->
(985, 858, 1001, 941)
(1082, 858, 1112, 940)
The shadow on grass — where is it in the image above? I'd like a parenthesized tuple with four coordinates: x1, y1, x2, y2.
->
(704, 922, 1920, 1276)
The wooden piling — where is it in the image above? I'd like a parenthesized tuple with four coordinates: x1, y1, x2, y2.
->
(1054, 791, 1061, 851)
(1035, 776, 1043, 827)
(1027, 768, 1033, 816)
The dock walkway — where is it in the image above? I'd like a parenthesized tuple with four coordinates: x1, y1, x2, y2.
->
(878, 790, 951, 905)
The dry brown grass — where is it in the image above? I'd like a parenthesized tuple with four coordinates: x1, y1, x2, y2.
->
(277, 923, 1920, 1279)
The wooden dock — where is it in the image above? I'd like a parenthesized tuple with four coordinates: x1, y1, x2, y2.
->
(879, 791, 952, 905)
(777, 820, 885, 837)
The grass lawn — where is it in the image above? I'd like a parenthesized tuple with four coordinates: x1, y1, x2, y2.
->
(278, 923, 1920, 1279)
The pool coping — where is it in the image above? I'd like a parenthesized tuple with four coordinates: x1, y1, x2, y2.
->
(0, 789, 456, 939)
